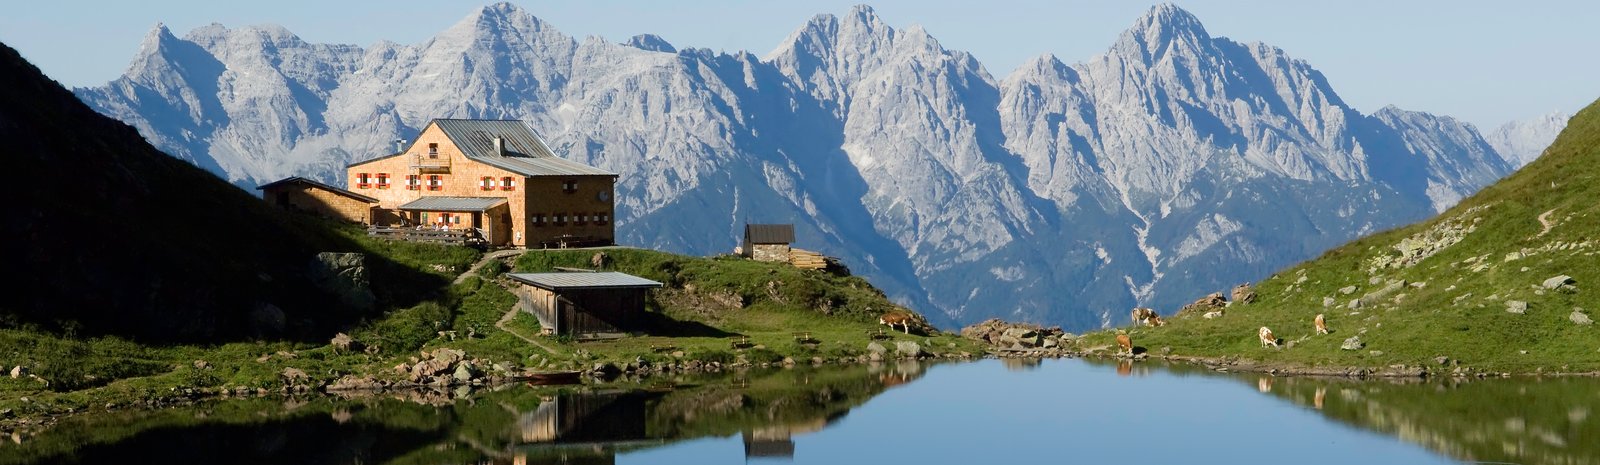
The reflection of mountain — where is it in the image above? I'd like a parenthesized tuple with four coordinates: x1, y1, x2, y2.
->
(1251, 376, 1600, 465)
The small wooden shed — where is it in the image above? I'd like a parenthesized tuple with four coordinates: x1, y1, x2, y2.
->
(257, 176, 378, 223)
(508, 271, 662, 337)
(741, 224, 795, 262)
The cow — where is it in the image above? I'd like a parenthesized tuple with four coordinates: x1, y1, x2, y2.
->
(1257, 377, 1274, 393)
(1259, 326, 1280, 348)
(1117, 359, 1133, 376)
(1314, 387, 1327, 410)
(1130, 308, 1157, 326)
(1145, 315, 1166, 327)
(1115, 331, 1133, 356)
(1314, 313, 1330, 335)
(880, 312, 913, 334)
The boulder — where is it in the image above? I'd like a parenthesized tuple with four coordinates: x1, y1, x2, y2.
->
(1231, 283, 1257, 305)
(192, 360, 209, 370)
(281, 367, 309, 383)
(430, 348, 466, 366)
(1177, 292, 1228, 316)
(309, 252, 376, 311)
(1543, 275, 1576, 290)
(590, 362, 620, 377)
(453, 364, 477, 382)
(866, 342, 888, 355)
(1323, 297, 1335, 307)
(328, 375, 383, 391)
(1339, 286, 1359, 295)
(1572, 309, 1594, 325)
(895, 341, 924, 358)
(249, 302, 287, 335)
(1506, 300, 1529, 314)
(1340, 336, 1365, 351)
(330, 333, 354, 352)
(9, 366, 25, 379)
(1203, 311, 1224, 319)
(409, 359, 453, 382)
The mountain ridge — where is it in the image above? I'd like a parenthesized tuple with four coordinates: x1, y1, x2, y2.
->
(74, 3, 1527, 330)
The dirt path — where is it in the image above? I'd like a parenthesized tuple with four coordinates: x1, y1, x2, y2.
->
(1537, 209, 1557, 236)
(453, 249, 524, 285)
(495, 305, 559, 355)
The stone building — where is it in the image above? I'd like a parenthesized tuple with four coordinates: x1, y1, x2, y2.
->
(741, 224, 795, 262)
(257, 176, 377, 223)
(343, 119, 617, 248)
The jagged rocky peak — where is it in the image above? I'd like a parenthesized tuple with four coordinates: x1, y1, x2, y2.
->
(1488, 111, 1571, 167)
(435, 1, 570, 49)
(623, 34, 676, 53)
(1115, 3, 1211, 60)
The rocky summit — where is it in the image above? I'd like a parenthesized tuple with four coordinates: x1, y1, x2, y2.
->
(76, 3, 1536, 330)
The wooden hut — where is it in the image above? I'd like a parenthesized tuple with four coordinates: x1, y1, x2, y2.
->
(741, 224, 794, 262)
(508, 271, 662, 337)
(257, 176, 378, 223)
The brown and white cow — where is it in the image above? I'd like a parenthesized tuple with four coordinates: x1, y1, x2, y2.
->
(1115, 331, 1133, 356)
(1258, 326, 1280, 348)
(1130, 308, 1157, 326)
(1145, 315, 1166, 327)
(1314, 313, 1329, 335)
(880, 312, 913, 334)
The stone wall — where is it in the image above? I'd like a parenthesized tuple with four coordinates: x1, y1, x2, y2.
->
(751, 243, 791, 262)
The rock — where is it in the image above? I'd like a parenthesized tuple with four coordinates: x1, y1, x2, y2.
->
(281, 367, 309, 383)
(999, 327, 1040, 348)
(430, 348, 466, 366)
(590, 252, 611, 268)
(309, 252, 376, 310)
(192, 360, 209, 370)
(1231, 283, 1257, 304)
(1572, 309, 1594, 325)
(670, 351, 686, 359)
(1506, 300, 1529, 314)
(866, 342, 888, 355)
(1203, 311, 1224, 319)
(249, 302, 286, 336)
(328, 375, 383, 391)
(1369, 350, 1384, 356)
(1339, 286, 1359, 295)
(1347, 299, 1362, 310)
(1340, 336, 1365, 351)
(867, 351, 884, 362)
(895, 341, 924, 358)
(9, 366, 25, 379)
(1323, 297, 1335, 307)
(1042, 337, 1059, 349)
(330, 333, 355, 352)
(409, 359, 453, 382)
(1369, 276, 1383, 285)
(1178, 292, 1228, 316)
(1543, 275, 1575, 289)
(590, 362, 620, 377)
(1434, 356, 1451, 365)
(453, 364, 477, 382)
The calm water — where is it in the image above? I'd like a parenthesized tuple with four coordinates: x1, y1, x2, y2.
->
(4, 358, 1598, 464)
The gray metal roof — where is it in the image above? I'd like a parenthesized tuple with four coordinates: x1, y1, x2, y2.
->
(431, 119, 616, 177)
(397, 196, 507, 212)
(256, 176, 378, 203)
(744, 224, 795, 244)
(508, 271, 663, 290)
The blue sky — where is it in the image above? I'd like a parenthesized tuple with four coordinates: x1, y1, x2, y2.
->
(3, 0, 1595, 128)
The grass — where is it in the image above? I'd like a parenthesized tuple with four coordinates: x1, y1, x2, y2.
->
(1079, 98, 1600, 373)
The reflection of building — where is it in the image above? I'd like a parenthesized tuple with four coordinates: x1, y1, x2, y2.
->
(741, 415, 836, 461)
(508, 272, 662, 336)
(513, 391, 667, 465)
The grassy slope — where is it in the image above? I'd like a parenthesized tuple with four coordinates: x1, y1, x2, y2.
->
(1081, 99, 1600, 373)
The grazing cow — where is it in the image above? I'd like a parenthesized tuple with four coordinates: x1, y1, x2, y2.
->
(1314, 314, 1329, 335)
(1258, 327, 1280, 348)
(879, 312, 913, 334)
(1130, 308, 1157, 326)
(1115, 331, 1133, 356)
(1146, 315, 1166, 327)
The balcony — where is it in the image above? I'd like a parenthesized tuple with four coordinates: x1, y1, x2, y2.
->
(410, 152, 451, 172)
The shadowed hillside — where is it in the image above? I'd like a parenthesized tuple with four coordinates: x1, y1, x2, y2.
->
(0, 42, 440, 342)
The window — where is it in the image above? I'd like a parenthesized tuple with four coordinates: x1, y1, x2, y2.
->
(479, 176, 496, 191)
(575, 213, 587, 226)
(553, 212, 567, 226)
(406, 175, 421, 190)
(355, 172, 371, 188)
(532, 214, 545, 227)
(595, 212, 610, 225)
(427, 175, 444, 191)
(427, 143, 439, 158)
(375, 173, 390, 189)
(562, 180, 578, 193)
(501, 176, 516, 191)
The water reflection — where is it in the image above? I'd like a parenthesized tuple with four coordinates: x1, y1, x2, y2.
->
(4, 359, 1598, 465)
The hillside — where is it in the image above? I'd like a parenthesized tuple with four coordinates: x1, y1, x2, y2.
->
(1083, 99, 1597, 373)
(0, 41, 449, 343)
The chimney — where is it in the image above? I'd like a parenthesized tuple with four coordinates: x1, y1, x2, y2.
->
(492, 137, 505, 156)
(393, 138, 408, 153)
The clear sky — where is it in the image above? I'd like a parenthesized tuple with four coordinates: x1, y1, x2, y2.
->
(2, 0, 1595, 129)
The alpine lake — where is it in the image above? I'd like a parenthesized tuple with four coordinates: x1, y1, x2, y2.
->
(4, 357, 1597, 465)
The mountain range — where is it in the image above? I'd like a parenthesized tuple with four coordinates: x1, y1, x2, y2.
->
(74, 3, 1563, 330)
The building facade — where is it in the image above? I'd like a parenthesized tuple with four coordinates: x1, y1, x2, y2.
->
(257, 176, 378, 224)
(345, 119, 617, 248)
